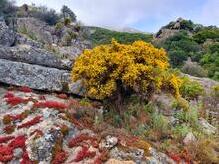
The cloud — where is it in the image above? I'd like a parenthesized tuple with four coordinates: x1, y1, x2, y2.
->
(16, 0, 218, 32)
(199, 0, 219, 26)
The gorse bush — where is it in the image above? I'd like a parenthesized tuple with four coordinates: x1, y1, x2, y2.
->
(72, 39, 182, 112)
(180, 77, 204, 100)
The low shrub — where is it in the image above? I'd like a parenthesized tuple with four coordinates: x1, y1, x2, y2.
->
(180, 77, 204, 100)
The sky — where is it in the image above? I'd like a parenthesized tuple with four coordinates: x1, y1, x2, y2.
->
(15, 0, 219, 33)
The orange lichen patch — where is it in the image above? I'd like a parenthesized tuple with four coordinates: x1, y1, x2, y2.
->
(130, 140, 151, 155)
(57, 93, 68, 99)
(18, 116, 42, 129)
(3, 115, 13, 125)
(59, 124, 69, 136)
(0, 136, 15, 144)
(4, 125, 15, 134)
(3, 110, 31, 125)
(18, 86, 33, 93)
(73, 146, 96, 162)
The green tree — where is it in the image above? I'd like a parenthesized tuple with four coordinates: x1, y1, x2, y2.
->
(61, 5, 76, 22)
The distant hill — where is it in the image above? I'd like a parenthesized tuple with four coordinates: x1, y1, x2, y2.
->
(83, 26, 153, 46)
(153, 18, 219, 81)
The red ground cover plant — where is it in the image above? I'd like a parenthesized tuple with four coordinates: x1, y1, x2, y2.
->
(19, 86, 33, 93)
(51, 150, 68, 164)
(4, 92, 14, 99)
(21, 150, 33, 164)
(8, 135, 26, 149)
(57, 93, 68, 99)
(18, 116, 42, 129)
(34, 101, 68, 110)
(0, 145, 13, 162)
(94, 150, 109, 164)
(6, 96, 29, 106)
(73, 146, 96, 162)
(167, 151, 181, 162)
(68, 134, 97, 148)
(0, 136, 15, 144)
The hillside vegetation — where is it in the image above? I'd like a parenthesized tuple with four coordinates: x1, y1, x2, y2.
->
(0, 1, 218, 163)
(85, 26, 153, 46)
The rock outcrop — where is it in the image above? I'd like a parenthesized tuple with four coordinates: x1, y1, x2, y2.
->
(16, 18, 55, 44)
(0, 21, 15, 46)
(0, 59, 83, 95)
(0, 45, 72, 70)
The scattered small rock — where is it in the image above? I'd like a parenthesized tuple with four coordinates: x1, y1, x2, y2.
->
(199, 118, 217, 135)
(183, 132, 197, 145)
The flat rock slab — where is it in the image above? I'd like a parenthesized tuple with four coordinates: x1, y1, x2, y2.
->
(0, 59, 83, 95)
(0, 45, 72, 70)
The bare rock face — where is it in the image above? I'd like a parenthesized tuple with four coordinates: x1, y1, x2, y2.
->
(0, 21, 15, 46)
(0, 59, 83, 95)
(0, 45, 72, 70)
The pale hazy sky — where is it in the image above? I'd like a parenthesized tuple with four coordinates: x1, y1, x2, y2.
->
(16, 0, 219, 32)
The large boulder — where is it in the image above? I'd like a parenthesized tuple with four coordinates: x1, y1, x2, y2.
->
(0, 45, 72, 70)
(0, 21, 15, 46)
(0, 59, 83, 95)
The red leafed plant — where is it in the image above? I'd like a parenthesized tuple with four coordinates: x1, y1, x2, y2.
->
(73, 146, 96, 162)
(68, 134, 97, 148)
(21, 150, 33, 164)
(94, 150, 109, 164)
(167, 151, 181, 162)
(0, 145, 13, 162)
(4, 92, 14, 99)
(0, 136, 15, 144)
(57, 93, 68, 99)
(19, 86, 32, 93)
(8, 135, 26, 149)
(18, 116, 42, 129)
(6, 96, 29, 106)
(34, 101, 68, 110)
(52, 150, 68, 164)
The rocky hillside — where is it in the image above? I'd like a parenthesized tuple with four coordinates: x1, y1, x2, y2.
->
(0, 2, 218, 163)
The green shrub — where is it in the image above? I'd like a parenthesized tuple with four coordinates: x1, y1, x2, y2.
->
(173, 124, 192, 138)
(151, 113, 169, 133)
(175, 106, 199, 127)
(180, 77, 204, 100)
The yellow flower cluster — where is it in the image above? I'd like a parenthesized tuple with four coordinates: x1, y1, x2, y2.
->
(72, 39, 181, 100)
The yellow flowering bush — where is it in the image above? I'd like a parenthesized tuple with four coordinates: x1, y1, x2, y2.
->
(72, 39, 181, 111)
